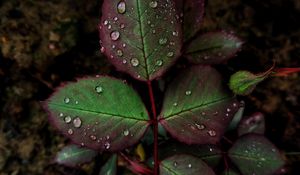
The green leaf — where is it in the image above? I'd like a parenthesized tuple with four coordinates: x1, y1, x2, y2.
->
(55, 144, 97, 167)
(238, 112, 265, 136)
(228, 134, 285, 175)
(99, 155, 117, 175)
(45, 76, 150, 151)
(159, 66, 240, 145)
(222, 169, 240, 175)
(227, 102, 245, 131)
(160, 154, 215, 175)
(99, 0, 182, 81)
(229, 70, 269, 96)
(175, 0, 205, 42)
(185, 31, 243, 64)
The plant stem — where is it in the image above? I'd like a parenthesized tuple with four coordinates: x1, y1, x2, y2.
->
(147, 80, 158, 175)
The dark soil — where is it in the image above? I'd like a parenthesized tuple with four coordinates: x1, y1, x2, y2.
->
(0, 0, 299, 174)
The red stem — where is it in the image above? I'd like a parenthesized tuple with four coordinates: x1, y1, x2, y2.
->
(147, 80, 159, 175)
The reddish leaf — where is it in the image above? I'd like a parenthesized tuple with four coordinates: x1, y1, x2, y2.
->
(273, 67, 300, 77)
(99, 0, 182, 81)
(228, 134, 285, 175)
(175, 0, 205, 42)
(185, 31, 243, 64)
(159, 66, 240, 145)
(44, 76, 150, 152)
(160, 154, 215, 175)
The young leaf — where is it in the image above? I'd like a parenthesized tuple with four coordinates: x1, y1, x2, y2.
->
(237, 112, 265, 136)
(159, 66, 240, 145)
(99, 154, 117, 175)
(160, 154, 215, 175)
(228, 134, 285, 175)
(175, 0, 205, 42)
(55, 144, 97, 167)
(99, 0, 182, 81)
(45, 76, 150, 151)
(227, 102, 245, 131)
(185, 31, 243, 64)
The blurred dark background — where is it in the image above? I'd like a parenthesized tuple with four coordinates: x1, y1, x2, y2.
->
(0, 0, 299, 174)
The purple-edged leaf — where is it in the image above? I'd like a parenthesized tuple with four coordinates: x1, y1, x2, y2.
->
(175, 0, 205, 42)
(159, 143, 222, 167)
(222, 169, 240, 175)
(99, 0, 182, 81)
(185, 31, 243, 64)
(159, 66, 240, 145)
(160, 154, 215, 175)
(55, 144, 97, 167)
(238, 112, 265, 136)
(99, 155, 117, 175)
(228, 134, 285, 175)
(45, 76, 150, 151)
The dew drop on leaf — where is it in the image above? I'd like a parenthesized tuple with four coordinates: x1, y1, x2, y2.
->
(120, 23, 125, 29)
(103, 20, 109, 25)
(64, 116, 72, 123)
(173, 102, 178, 106)
(110, 31, 120, 41)
(64, 97, 70, 104)
(195, 123, 205, 130)
(173, 161, 178, 167)
(117, 1, 126, 14)
(159, 38, 168, 45)
(104, 142, 111, 149)
(73, 117, 82, 128)
(156, 60, 163, 66)
(207, 130, 217, 137)
(90, 135, 97, 141)
(167, 52, 174, 57)
(185, 90, 192, 95)
(123, 130, 129, 136)
(227, 108, 231, 112)
(149, 1, 158, 8)
(122, 59, 127, 64)
(117, 49, 123, 57)
(59, 113, 64, 117)
(188, 164, 192, 168)
(100, 46, 105, 53)
(130, 58, 139, 67)
(95, 86, 103, 93)
(68, 128, 73, 135)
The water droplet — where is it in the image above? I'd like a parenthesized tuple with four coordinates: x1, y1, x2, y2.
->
(95, 86, 103, 94)
(104, 142, 111, 149)
(113, 17, 118, 21)
(75, 101, 79, 104)
(195, 123, 205, 130)
(201, 112, 206, 116)
(173, 161, 178, 167)
(122, 43, 126, 47)
(207, 130, 217, 137)
(64, 116, 72, 123)
(159, 38, 168, 45)
(172, 31, 178, 36)
(149, 1, 158, 8)
(100, 46, 105, 53)
(122, 59, 127, 64)
(108, 25, 112, 30)
(185, 90, 192, 95)
(130, 58, 139, 67)
(73, 117, 82, 128)
(103, 20, 109, 25)
(209, 148, 213, 152)
(188, 164, 192, 168)
(106, 135, 110, 140)
(260, 157, 266, 161)
(123, 130, 129, 136)
(112, 45, 116, 49)
(59, 113, 64, 117)
(226, 108, 231, 112)
(90, 135, 97, 141)
(156, 60, 163, 66)
(117, 1, 126, 14)
(64, 97, 70, 104)
(80, 142, 85, 146)
(120, 23, 125, 29)
(233, 103, 238, 107)
(68, 128, 73, 135)
(173, 102, 178, 106)
(117, 49, 123, 56)
(110, 31, 120, 41)
(167, 52, 174, 57)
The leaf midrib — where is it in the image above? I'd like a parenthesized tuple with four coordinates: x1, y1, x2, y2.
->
(60, 148, 95, 161)
(49, 103, 148, 121)
(161, 163, 181, 175)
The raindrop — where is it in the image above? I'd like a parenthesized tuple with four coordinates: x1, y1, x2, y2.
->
(112, 45, 116, 49)
(233, 103, 238, 107)
(188, 164, 192, 168)
(213, 111, 219, 116)
(167, 52, 174, 57)
(156, 60, 163, 66)
(68, 129, 73, 135)
(100, 46, 105, 53)
(159, 38, 168, 45)
(90, 135, 97, 141)
(172, 31, 178, 36)
(64, 116, 72, 123)
(122, 59, 127, 64)
(73, 117, 82, 128)
(120, 23, 125, 29)
(113, 17, 118, 21)
(104, 142, 111, 149)
(106, 135, 110, 140)
(123, 130, 129, 136)
(209, 148, 213, 152)
(103, 20, 109, 25)
(173, 102, 178, 106)
(117, 49, 123, 56)
(226, 108, 231, 112)
(64, 97, 70, 104)
(95, 86, 103, 93)
(195, 123, 205, 130)
(201, 112, 206, 116)
(110, 31, 120, 41)
(59, 113, 64, 117)
(149, 1, 158, 8)
(80, 143, 85, 146)
(130, 58, 139, 67)
(173, 161, 178, 167)
(207, 130, 217, 137)
(117, 1, 126, 14)
(122, 43, 126, 47)
(108, 25, 112, 30)
(152, 29, 156, 34)
(185, 90, 192, 95)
